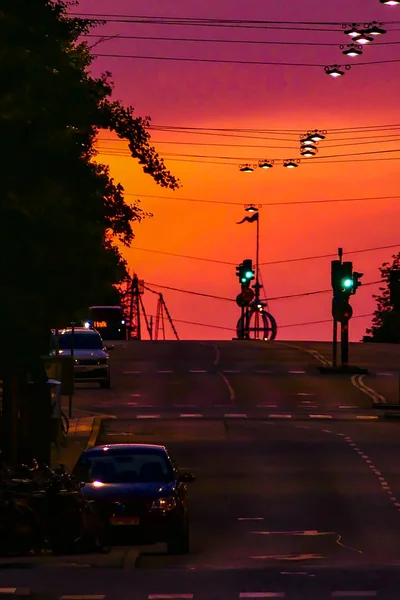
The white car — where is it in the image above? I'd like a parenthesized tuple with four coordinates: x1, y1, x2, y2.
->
(52, 327, 113, 388)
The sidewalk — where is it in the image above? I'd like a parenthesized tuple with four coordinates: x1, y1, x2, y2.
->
(51, 416, 102, 473)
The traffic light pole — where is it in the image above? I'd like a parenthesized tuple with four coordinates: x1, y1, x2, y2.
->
(332, 318, 338, 368)
(341, 319, 349, 367)
(255, 212, 260, 303)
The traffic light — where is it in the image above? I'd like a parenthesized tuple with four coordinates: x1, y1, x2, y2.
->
(352, 271, 363, 295)
(331, 260, 355, 297)
(242, 259, 255, 284)
(236, 259, 254, 287)
(389, 269, 400, 311)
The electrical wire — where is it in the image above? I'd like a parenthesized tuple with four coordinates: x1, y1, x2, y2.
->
(93, 53, 400, 69)
(124, 192, 400, 207)
(132, 244, 400, 267)
(85, 33, 400, 48)
(141, 312, 374, 332)
(144, 279, 385, 303)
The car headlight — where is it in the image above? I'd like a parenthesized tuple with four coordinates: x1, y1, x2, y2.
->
(151, 497, 177, 510)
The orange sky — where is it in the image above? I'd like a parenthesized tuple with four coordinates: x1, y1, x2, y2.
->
(76, 0, 400, 341)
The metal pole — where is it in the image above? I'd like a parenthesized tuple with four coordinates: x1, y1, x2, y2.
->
(332, 318, 337, 368)
(69, 322, 74, 419)
(255, 213, 260, 303)
(341, 320, 349, 367)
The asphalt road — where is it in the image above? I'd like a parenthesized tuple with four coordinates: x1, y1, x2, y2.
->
(2, 340, 400, 598)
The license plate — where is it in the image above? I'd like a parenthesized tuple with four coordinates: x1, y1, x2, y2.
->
(111, 516, 139, 525)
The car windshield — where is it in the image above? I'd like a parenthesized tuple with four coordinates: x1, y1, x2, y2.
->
(54, 332, 104, 350)
(75, 449, 175, 484)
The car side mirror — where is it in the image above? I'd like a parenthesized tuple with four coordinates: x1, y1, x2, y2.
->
(178, 472, 196, 483)
(105, 345, 115, 351)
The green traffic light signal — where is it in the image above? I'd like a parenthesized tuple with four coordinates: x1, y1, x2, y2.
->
(342, 278, 353, 289)
(245, 270, 253, 279)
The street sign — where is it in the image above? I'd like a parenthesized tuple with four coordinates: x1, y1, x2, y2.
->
(332, 298, 353, 323)
(236, 287, 255, 307)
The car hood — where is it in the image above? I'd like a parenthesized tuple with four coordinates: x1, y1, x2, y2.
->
(81, 481, 177, 501)
(51, 349, 107, 359)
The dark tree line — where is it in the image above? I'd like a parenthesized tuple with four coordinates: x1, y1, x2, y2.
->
(0, 0, 180, 464)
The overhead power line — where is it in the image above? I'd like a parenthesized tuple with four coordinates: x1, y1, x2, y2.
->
(133, 243, 400, 267)
(144, 279, 385, 303)
(124, 192, 400, 207)
(93, 53, 400, 69)
(86, 33, 400, 48)
(147, 312, 374, 332)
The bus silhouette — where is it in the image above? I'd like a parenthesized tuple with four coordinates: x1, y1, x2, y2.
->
(84, 306, 127, 340)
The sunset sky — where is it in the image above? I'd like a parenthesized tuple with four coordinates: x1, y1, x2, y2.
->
(74, 0, 400, 341)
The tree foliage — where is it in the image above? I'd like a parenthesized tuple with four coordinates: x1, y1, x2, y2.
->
(364, 252, 400, 343)
(0, 0, 180, 336)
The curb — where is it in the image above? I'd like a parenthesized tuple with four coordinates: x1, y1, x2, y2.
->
(86, 416, 102, 449)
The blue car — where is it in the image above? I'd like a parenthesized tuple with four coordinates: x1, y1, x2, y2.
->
(73, 443, 195, 554)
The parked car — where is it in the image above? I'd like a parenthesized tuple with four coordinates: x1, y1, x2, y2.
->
(52, 327, 113, 388)
(73, 443, 196, 554)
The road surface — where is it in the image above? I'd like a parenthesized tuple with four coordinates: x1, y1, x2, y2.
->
(2, 340, 400, 599)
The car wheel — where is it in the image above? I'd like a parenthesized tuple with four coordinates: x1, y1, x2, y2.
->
(99, 378, 110, 389)
(167, 520, 190, 555)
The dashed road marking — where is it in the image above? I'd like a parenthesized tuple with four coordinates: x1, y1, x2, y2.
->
(189, 369, 207, 373)
(239, 594, 284, 599)
(0, 590, 17, 595)
(339, 405, 358, 409)
(224, 413, 248, 418)
(336, 432, 400, 513)
(60, 597, 106, 600)
(257, 404, 277, 408)
(156, 370, 173, 373)
(254, 370, 274, 374)
(237, 517, 265, 521)
(310, 414, 333, 419)
(269, 413, 292, 419)
(136, 414, 160, 419)
(377, 372, 394, 377)
(288, 370, 306, 374)
(297, 392, 314, 396)
(123, 370, 140, 374)
(180, 413, 203, 418)
(223, 369, 240, 373)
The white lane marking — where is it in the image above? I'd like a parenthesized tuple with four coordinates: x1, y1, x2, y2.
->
(331, 593, 377, 598)
(239, 594, 285, 599)
(148, 596, 194, 600)
(223, 369, 240, 373)
(130, 393, 141, 397)
(189, 369, 207, 373)
(0, 590, 17, 594)
(157, 370, 173, 373)
(310, 414, 333, 419)
(339, 405, 357, 409)
(356, 415, 378, 420)
(218, 372, 236, 401)
(322, 429, 332, 433)
(269, 414, 292, 419)
(377, 372, 394, 376)
(224, 413, 248, 418)
(297, 393, 314, 396)
(123, 370, 140, 374)
(252, 530, 334, 536)
(237, 517, 264, 521)
(180, 413, 203, 418)
(107, 432, 131, 436)
(136, 414, 160, 419)
(257, 404, 277, 408)
(289, 370, 306, 374)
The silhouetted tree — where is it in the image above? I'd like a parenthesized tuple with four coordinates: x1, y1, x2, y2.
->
(0, 0, 180, 464)
(364, 252, 400, 343)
